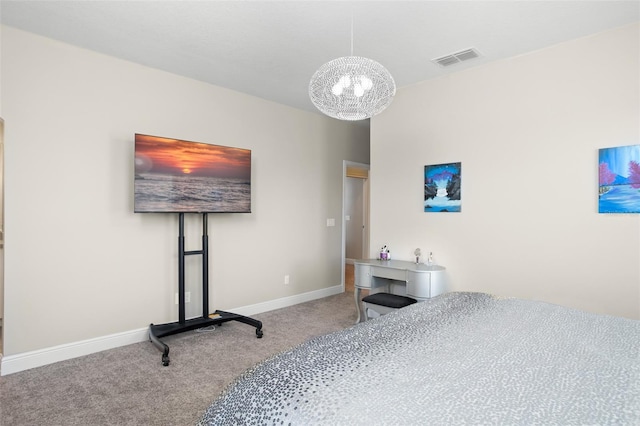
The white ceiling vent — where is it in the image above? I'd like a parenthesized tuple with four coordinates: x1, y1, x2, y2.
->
(432, 48, 481, 68)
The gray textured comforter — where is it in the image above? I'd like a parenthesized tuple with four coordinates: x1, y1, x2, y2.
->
(198, 292, 640, 425)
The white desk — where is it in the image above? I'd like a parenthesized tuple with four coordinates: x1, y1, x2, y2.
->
(353, 259, 446, 323)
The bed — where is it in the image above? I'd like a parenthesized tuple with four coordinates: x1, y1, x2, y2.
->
(197, 292, 640, 425)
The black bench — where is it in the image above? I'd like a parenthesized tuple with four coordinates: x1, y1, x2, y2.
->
(362, 292, 417, 320)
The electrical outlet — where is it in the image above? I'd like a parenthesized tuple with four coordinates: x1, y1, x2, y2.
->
(175, 292, 192, 304)
(284, 275, 290, 285)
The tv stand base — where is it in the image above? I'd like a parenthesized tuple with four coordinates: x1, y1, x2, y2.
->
(149, 310, 263, 366)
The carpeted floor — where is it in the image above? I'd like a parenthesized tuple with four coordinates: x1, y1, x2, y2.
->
(0, 290, 358, 426)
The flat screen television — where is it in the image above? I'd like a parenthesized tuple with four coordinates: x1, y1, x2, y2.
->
(134, 134, 251, 213)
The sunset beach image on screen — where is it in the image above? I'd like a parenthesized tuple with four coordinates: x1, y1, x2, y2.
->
(134, 134, 251, 213)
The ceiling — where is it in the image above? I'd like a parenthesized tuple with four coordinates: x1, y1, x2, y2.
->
(1, 1, 639, 117)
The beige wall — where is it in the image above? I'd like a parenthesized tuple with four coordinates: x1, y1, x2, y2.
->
(371, 23, 640, 319)
(1, 26, 369, 356)
(0, 119, 3, 325)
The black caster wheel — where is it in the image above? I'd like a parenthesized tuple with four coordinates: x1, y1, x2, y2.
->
(256, 329, 263, 338)
(162, 356, 170, 366)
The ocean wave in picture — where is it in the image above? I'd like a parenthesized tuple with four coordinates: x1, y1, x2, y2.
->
(135, 173, 250, 213)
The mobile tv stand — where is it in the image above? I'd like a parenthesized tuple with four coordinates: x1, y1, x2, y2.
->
(149, 213, 263, 366)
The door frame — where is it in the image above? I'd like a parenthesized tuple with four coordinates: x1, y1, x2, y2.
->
(341, 160, 370, 291)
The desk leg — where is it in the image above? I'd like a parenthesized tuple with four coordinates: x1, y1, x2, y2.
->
(354, 287, 363, 324)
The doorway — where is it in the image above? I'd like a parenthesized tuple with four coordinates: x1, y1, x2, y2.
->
(342, 161, 370, 293)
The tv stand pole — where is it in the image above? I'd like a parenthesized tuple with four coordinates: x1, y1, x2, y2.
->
(149, 213, 263, 366)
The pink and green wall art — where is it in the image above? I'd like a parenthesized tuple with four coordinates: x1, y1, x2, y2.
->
(598, 144, 640, 213)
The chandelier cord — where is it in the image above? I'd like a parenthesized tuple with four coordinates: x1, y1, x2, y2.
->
(350, 15, 354, 56)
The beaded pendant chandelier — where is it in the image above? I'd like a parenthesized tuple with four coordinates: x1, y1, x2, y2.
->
(309, 20, 396, 121)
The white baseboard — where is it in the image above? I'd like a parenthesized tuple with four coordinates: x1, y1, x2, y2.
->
(228, 284, 342, 317)
(1, 327, 149, 376)
(0, 285, 343, 376)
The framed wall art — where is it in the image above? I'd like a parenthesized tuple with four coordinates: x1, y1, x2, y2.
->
(598, 144, 640, 213)
(424, 162, 461, 212)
